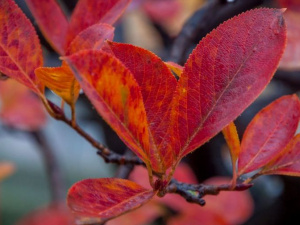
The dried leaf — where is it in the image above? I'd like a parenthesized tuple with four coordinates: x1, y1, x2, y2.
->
(261, 133, 300, 176)
(66, 0, 131, 46)
(65, 50, 151, 164)
(107, 41, 177, 172)
(238, 95, 300, 175)
(169, 8, 287, 162)
(25, 0, 69, 55)
(67, 178, 155, 224)
(0, 0, 43, 93)
(35, 62, 80, 106)
(0, 79, 47, 131)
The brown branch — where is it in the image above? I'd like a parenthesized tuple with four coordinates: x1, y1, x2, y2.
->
(166, 179, 253, 206)
(169, 0, 265, 64)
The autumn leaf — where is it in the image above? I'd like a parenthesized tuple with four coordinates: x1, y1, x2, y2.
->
(107, 41, 177, 172)
(65, 50, 151, 165)
(0, 79, 47, 131)
(65, 0, 131, 47)
(165, 61, 183, 78)
(35, 62, 81, 106)
(25, 0, 69, 55)
(278, 0, 300, 11)
(260, 133, 300, 176)
(238, 95, 300, 175)
(67, 178, 155, 224)
(168, 8, 287, 164)
(0, 0, 43, 94)
(66, 23, 115, 55)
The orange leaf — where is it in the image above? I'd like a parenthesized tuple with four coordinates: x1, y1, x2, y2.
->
(168, 8, 286, 163)
(65, 0, 131, 47)
(67, 178, 155, 224)
(107, 41, 177, 172)
(66, 23, 114, 55)
(25, 0, 69, 55)
(165, 61, 183, 78)
(261, 133, 300, 176)
(238, 95, 300, 175)
(35, 62, 80, 106)
(65, 50, 151, 164)
(0, 0, 43, 94)
(222, 122, 240, 166)
(0, 79, 47, 131)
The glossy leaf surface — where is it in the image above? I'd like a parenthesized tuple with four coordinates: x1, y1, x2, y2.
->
(238, 95, 300, 175)
(108, 41, 177, 172)
(261, 134, 300, 176)
(67, 23, 114, 55)
(0, 80, 47, 131)
(65, 50, 150, 163)
(35, 62, 80, 105)
(67, 178, 155, 224)
(25, 0, 68, 55)
(66, 0, 130, 46)
(0, 0, 43, 93)
(169, 8, 287, 161)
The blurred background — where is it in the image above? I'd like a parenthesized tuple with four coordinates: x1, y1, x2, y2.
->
(1, 0, 300, 224)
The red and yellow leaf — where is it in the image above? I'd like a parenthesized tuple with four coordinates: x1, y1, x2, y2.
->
(107, 41, 177, 172)
(165, 61, 183, 78)
(66, 23, 114, 55)
(65, 0, 131, 46)
(168, 8, 287, 162)
(238, 95, 300, 175)
(0, 79, 47, 131)
(67, 178, 155, 224)
(222, 122, 240, 167)
(260, 133, 300, 176)
(0, 0, 43, 93)
(25, 0, 69, 55)
(35, 62, 80, 106)
(65, 50, 150, 164)
(15, 202, 75, 225)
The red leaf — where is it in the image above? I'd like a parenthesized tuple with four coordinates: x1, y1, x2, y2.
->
(168, 8, 286, 162)
(238, 95, 300, 175)
(67, 178, 155, 224)
(278, 0, 300, 11)
(25, 0, 69, 55)
(66, 0, 131, 47)
(66, 23, 115, 55)
(0, 79, 47, 131)
(15, 202, 75, 225)
(165, 61, 183, 78)
(65, 50, 151, 165)
(0, 0, 43, 93)
(107, 41, 177, 172)
(261, 133, 300, 176)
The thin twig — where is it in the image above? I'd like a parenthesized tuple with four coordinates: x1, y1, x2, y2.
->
(166, 178, 253, 206)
